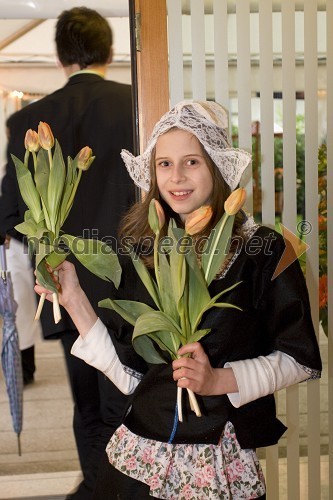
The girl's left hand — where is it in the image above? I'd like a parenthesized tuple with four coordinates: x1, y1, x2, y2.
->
(172, 342, 218, 396)
(172, 342, 238, 396)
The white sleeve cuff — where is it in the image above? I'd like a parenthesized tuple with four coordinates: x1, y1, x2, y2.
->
(71, 318, 142, 394)
(224, 350, 310, 408)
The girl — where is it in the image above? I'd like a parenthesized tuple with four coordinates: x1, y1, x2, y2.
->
(35, 101, 321, 499)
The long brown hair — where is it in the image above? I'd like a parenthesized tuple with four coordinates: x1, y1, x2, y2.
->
(119, 130, 243, 266)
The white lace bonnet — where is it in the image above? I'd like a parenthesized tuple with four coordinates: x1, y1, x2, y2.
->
(121, 100, 252, 192)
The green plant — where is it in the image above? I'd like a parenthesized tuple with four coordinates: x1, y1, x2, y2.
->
(13, 123, 121, 323)
(318, 143, 327, 334)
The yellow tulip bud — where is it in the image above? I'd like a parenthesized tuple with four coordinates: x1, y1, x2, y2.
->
(76, 146, 95, 171)
(148, 198, 166, 234)
(154, 199, 165, 230)
(224, 187, 246, 216)
(24, 129, 40, 152)
(38, 122, 54, 150)
(185, 205, 213, 235)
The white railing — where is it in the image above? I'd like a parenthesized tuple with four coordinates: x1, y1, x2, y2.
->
(327, 1, 333, 498)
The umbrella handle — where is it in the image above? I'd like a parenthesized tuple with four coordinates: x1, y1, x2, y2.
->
(0, 244, 7, 272)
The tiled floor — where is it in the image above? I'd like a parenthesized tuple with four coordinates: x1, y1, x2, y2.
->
(0, 328, 329, 499)
(0, 335, 82, 499)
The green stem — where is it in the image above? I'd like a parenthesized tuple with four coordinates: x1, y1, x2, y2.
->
(24, 150, 30, 166)
(154, 230, 161, 292)
(48, 149, 53, 169)
(187, 389, 201, 417)
(33, 150, 51, 229)
(204, 213, 228, 282)
(34, 293, 46, 320)
(32, 151, 37, 171)
(53, 292, 62, 324)
(62, 169, 82, 224)
(41, 199, 52, 231)
(176, 353, 202, 421)
(177, 386, 183, 422)
(177, 388, 201, 419)
(178, 236, 187, 342)
(183, 282, 190, 342)
(47, 149, 55, 233)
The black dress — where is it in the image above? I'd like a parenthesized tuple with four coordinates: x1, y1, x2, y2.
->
(87, 222, 322, 498)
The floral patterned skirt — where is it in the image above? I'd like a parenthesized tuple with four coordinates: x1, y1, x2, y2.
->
(106, 421, 266, 499)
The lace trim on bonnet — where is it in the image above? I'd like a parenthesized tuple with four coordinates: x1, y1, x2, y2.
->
(121, 101, 252, 192)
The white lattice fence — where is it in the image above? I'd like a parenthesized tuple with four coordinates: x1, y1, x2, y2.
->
(166, 1, 330, 498)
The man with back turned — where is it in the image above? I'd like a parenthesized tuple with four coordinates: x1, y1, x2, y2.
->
(0, 7, 135, 499)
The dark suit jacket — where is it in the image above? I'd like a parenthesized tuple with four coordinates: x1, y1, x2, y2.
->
(0, 72, 135, 337)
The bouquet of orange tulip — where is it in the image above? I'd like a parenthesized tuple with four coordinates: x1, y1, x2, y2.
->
(12, 122, 121, 324)
(100, 187, 246, 422)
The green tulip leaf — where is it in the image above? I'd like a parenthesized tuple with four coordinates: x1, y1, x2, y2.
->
(133, 330, 180, 363)
(168, 229, 186, 303)
(202, 214, 235, 285)
(35, 148, 51, 229)
(130, 251, 161, 309)
(24, 209, 33, 220)
(45, 249, 68, 269)
(133, 311, 181, 336)
(169, 226, 185, 240)
(47, 140, 66, 233)
(35, 226, 53, 244)
(132, 335, 167, 364)
(59, 186, 73, 227)
(98, 298, 155, 327)
(36, 210, 45, 225)
(185, 245, 211, 331)
(35, 244, 57, 294)
(28, 238, 36, 260)
(148, 199, 159, 234)
(35, 263, 58, 294)
(60, 156, 78, 226)
(61, 234, 122, 288)
(11, 153, 42, 223)
(212, 302, 242, 311)
(132, 311, 183, 356)
(66, 155, 77, 185)
(187, 328, 211, 344)
(157, 250, 178, 318)
(14, 219, 37, 237)
(209, 281, 242, 304)
(192, 281, 242, 332)
(147, 330, 180, 359)
(35, 240, 54, 264)
(35, 149, 49, 194)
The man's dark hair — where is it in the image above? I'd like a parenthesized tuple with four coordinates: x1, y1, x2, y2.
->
(55, 7, 113, 68)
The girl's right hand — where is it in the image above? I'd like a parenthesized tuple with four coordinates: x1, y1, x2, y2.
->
(35, 260, 98, 338)
(34, 260, 82, 310)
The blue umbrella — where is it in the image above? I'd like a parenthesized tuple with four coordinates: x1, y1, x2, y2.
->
(0, 244, 23, 455)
